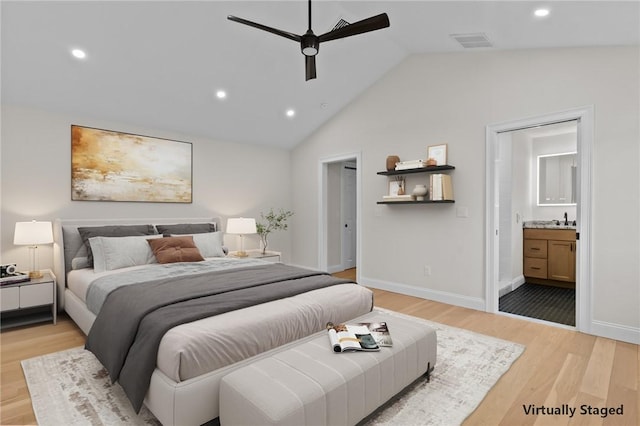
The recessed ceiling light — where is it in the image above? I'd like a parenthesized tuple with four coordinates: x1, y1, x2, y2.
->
(216, 90, 227, 100)
(285, 109, 296, 118)
(71, 48, 87, 59)
(534, 8, 550, 17)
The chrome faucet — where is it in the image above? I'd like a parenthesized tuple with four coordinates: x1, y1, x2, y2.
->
(563, 212, 568, 226)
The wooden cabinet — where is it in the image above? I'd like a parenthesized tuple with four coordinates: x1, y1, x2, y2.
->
(523, 228, 576, 285)
(548, 240, 576, 282)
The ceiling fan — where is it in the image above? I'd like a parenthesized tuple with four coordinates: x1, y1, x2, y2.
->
(228, 0, 390, 81)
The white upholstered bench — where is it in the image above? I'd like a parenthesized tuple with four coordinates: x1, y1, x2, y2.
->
(219, 310, 437, 426)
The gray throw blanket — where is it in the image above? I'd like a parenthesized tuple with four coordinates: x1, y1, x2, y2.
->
(85, 263, 354, 412)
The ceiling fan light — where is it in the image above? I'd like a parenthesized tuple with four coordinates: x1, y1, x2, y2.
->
(302, 46, 318, 56)
(301, 32, 319, 56)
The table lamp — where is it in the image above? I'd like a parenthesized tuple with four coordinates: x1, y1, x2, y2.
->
(226, 217, 256, 257)
(14, 220, 54, 278)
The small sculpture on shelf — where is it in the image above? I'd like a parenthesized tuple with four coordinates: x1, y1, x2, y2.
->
(386, 155, 400, 171)
(412, 184, 428, 201)
(394, 176, 405, 195)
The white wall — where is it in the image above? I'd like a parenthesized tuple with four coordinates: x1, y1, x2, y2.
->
(291, 46, 639, 341)
(498, 132, 513, 286)
(327, 162, 343, 270)
(1, 105, 293, 270)
(510, 131, 531, 284)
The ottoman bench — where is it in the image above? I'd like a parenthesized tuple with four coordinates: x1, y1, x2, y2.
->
(219, 310, 437, 426)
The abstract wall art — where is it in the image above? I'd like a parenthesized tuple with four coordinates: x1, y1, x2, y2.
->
(71, 125, 192, 203)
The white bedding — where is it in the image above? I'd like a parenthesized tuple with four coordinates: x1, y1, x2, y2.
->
(158, 283, 373, 382)
(54, 218, 374, 425)
(68, 258, 373, 383)
(69, 257, 269, 313)
(67, 264, 152, 303)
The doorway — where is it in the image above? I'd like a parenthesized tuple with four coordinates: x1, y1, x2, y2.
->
(318, 153, 361, 279)
(485, 107, 593, 332)
(497, 121, 577, 326)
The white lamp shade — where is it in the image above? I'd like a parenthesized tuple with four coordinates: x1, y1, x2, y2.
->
(14, 221, 54, 245)
(226, 217, 257, 235)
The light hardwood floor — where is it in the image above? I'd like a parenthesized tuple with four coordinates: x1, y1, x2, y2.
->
(1, 268, 638, 425)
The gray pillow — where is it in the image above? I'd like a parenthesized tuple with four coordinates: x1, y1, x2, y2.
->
(155, 223, 216, 236)
(78, 224, 156, 267)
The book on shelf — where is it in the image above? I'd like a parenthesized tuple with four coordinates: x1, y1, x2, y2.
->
(429, 174, 454, 201)
(382, 194, 415, 202)
(0, 271, 31, 285)
(395, 159, 428, 170)
(327, 321, 393, 352)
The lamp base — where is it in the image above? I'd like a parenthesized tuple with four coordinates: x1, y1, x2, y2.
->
(28, 270, 43, 279)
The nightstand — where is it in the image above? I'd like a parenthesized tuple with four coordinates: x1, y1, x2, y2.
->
(230, 249, 281, 262)
(1, 270, 56, 330)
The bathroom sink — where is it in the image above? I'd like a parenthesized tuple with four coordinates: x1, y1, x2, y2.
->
(523, 220, 576, 229)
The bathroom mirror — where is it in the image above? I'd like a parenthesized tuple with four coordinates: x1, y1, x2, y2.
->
(537, 152, 577, 206)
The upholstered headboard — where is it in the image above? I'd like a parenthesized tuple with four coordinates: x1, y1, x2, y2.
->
(52, 217, 222, 310)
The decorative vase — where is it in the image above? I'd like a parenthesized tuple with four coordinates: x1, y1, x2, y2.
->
(386, 155, 400, 171)
(412, 184, 428, 201)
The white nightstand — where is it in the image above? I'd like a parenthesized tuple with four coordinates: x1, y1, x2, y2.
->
(0, 270, 56, 330)
(230, 249, 281, 262)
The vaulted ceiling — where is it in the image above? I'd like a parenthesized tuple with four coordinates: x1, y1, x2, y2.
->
(2, 1, 638, 148)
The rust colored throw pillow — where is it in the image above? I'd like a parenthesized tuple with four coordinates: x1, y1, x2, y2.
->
(147, 236, 205, 264)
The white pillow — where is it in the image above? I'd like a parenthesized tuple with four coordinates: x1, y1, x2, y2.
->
(171, 232, 225, 258)
(89, 234, 163, 273)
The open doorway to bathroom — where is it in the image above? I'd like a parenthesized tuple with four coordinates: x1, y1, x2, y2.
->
(496, 121, 577, 326)
(485, 106, 593, 332)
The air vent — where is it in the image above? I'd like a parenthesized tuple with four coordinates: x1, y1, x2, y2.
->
(332, 18, 350, 31)
(450, 33, 493, 48)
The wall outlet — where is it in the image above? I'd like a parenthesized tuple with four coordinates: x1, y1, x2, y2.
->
(423, 265, 432, 276)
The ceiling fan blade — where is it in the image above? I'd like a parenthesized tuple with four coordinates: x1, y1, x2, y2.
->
(318, 13, 390, 43)
(305, 55, 317, 81)
(227, 15, 301, 42)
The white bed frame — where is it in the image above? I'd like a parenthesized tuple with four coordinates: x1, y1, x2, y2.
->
(51, 217, 261, 425)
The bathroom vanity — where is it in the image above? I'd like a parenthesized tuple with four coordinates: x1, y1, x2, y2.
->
(523, 223, 576, 287)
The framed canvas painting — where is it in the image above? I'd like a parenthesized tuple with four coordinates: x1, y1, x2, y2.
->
(71, 125, 192, 203)
(427, 144, 448, 166)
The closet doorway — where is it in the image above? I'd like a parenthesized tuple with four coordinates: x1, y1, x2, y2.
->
(485, 107, 593, 332)
(318, 153, 361, 279)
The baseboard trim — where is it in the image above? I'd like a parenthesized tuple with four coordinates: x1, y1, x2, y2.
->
(326, 264, 344, 274)
(360, 276, 485, 311)
(499, 275, 526, 297)
(590, 320, 640, 345)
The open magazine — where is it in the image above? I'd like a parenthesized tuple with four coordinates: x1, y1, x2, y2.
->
(327, 321, 393, 353)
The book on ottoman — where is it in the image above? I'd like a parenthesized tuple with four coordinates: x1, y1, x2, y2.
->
(327, 321, 393, 352)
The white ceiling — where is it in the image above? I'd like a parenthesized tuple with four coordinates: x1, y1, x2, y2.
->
(2, 1, 638, 149)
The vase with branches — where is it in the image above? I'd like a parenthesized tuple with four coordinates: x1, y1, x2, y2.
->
(256, 208, 294, 254)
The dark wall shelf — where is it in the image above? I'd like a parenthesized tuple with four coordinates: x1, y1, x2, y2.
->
(377, 200, 455, 205)
(378, 164, 456, 204)
(377, 165, 455, 176)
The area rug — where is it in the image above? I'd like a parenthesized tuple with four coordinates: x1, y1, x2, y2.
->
(22, 310, 524, 426)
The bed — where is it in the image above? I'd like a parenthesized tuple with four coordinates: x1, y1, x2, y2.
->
(52, 217, 373, 426)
